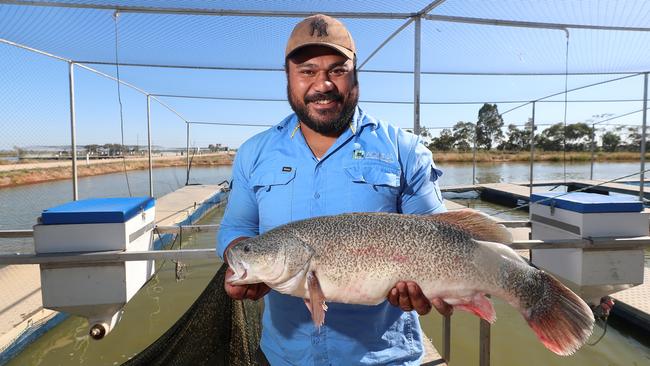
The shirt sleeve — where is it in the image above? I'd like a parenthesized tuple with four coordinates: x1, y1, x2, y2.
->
(216, 148, 259, 259)
(399, 136, 446, 215)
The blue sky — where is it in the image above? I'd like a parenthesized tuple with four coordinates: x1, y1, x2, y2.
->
(1, 1, 649, 150)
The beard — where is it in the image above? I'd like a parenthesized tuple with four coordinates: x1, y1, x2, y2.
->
(287, 83, 359, 136)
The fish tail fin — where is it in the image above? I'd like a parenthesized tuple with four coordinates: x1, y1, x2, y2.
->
(430, 209, 513, 244)
(522, 271, 594, 356)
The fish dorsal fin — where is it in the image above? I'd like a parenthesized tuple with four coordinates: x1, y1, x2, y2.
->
(429, 209, 513, 244)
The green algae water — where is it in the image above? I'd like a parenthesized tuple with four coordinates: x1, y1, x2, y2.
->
(7, 208, 225, 366)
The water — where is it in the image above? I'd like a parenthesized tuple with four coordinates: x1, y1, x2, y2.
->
(6, 208, 225, 366)
(0, 166, 231, 254)
(3, 161, 650, 365)
(437, 161, 644, 186)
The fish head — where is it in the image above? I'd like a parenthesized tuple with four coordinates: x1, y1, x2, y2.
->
(226, 233, 314, 286)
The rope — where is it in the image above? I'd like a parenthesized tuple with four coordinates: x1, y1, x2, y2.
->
(113, 11, 132, 197)
(562, 29, 570, 187)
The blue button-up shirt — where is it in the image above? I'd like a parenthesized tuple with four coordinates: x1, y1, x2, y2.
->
(218, 107, 445, 365)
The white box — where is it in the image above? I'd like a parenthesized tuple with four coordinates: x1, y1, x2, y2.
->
(34, 197, 156, 327)
(530, 192, 647, 301)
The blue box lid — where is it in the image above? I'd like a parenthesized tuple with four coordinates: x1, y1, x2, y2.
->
(530, 192, 642, 213)
(41, 197, 155, 225)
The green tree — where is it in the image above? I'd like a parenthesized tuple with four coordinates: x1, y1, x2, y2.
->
(564, 123, 593, 151)
(476, 103, 504, 150)
(429, 128, 455, 151)
(601, 131, 621, 152)
(452, 121, 475, 151)
(538, 123, 564, 151)
(85, 144, 100, 154)
(499, 122, 532, 151)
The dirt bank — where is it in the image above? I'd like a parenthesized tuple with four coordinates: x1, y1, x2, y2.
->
(0, 154, 233, 188)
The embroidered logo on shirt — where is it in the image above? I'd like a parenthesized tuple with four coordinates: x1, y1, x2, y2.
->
(352, 150, 394, 163)
(365, 152, 395, 163)
(282, 166, 293, 172)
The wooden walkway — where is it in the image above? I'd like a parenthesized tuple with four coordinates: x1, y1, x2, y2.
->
(0, 184, 225, 359)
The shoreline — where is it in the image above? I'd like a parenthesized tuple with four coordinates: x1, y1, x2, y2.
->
(0, 151, 645, 189)
(0, 154, 233, 189)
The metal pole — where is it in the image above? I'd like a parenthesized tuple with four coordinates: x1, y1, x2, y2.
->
(146, 95, 153, 197)
(442, 314, 451, 362)
(68, 62, 78, 200)
(529, 102, 536, 197)
(641, 72, 648, 201)
(479, 318, 491, 366)
(472, 125, 477, 184)
(413, 16, 422, 136)
(589, 123, 596, 180)
(186, 122, 191, 185)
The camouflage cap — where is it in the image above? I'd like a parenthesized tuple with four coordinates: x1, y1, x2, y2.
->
(285, 14, 356, 60)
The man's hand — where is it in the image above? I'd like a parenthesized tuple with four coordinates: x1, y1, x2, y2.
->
(224, 267, 271, 300)
(387, 281, 453, 316)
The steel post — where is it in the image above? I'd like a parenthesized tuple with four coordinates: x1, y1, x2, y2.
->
(472, 125, 477, 184)
(146, 95, 153, 197)
(68, 62, 78, 200)
(442, 313, 451, 362)
(590, 123, 596, 180)
(479, 318, 491, 366)
(413, 16, 422, 136)
(186, 122, 191, 185)
(641, 72, 648, 201)
(529, 102, 536, 196)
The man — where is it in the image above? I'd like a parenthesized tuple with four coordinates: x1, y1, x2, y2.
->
(217, 14, 450, 365)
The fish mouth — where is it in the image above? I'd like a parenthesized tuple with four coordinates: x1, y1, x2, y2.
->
(226, 255, 250, 284)
(227, 268, 248, 284)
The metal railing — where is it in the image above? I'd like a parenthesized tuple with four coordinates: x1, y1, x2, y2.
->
(1, 221, 650, 365)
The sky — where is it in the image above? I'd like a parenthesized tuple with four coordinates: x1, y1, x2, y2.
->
(1, 1, 650, 150)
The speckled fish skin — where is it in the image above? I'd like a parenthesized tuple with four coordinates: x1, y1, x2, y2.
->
(227, 210, 594, 356)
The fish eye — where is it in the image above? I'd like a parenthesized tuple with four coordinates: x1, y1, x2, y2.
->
(243, 244, 250, 253)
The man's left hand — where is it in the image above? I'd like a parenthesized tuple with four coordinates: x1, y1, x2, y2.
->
(387, 281, 453, 316)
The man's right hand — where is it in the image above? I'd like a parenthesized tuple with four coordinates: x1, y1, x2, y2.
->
(224, 266, 271, 300)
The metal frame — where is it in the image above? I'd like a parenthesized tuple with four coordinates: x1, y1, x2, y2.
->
(68, 61, 78, 200)
(0, 37, 189, 198)
(641, 72, 648, 201)
(3, 3, 650, 365)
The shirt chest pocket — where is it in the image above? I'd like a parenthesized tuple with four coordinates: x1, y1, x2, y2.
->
(250, 168, 296, 230)
(343, 162, 401, 212)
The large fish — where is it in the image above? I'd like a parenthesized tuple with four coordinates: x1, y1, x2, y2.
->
(226, 210, 595, 356)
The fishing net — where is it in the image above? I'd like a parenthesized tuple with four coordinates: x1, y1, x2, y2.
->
(122, 263, 263, 366)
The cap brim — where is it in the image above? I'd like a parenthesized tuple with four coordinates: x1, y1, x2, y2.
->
(286, 42, 355, 60)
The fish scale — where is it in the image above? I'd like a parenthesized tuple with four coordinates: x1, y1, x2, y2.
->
(227, 209, 595, 356)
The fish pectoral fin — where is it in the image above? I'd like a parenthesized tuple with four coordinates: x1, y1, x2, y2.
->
(452, 293, 496, 323)
(306, 271, 327, 328)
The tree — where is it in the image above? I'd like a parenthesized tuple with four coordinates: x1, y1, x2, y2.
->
(429, 128, 455, 151)
(564, 123, 593, 151)
(537, 123, 564, 151)
(601, 131, 621, 152)
(452, 121, 475, 151)
(476, 103, 504, 150)
(85, 144, 100, 154)
(499, 123, 531, 151)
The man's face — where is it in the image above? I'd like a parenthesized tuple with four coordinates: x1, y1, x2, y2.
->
(286, 46, 359, 135)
